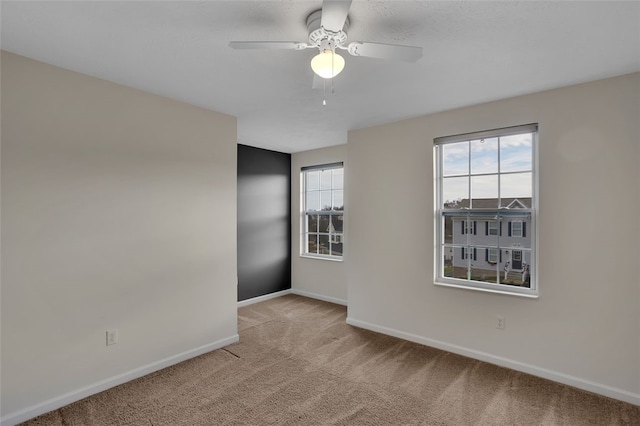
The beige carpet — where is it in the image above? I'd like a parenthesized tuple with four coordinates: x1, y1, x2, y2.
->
(22, 294, 639, 425)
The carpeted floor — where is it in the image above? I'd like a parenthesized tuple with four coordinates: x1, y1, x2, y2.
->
(22, 294, 640, 425)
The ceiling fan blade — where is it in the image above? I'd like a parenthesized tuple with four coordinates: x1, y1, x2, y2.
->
(229, 41, 309, 50)
(321, 0, 352, 33)
(347, 42, 423, 62)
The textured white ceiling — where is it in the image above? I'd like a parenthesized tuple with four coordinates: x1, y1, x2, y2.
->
(2, 1, 639, 153)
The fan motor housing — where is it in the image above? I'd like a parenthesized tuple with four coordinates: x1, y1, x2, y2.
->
(306, 9, 349, 48)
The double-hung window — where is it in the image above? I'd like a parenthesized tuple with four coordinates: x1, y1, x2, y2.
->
(488, 221, 499, 236)
(434, 124, 537, 297)
(302, 162, 344, 259)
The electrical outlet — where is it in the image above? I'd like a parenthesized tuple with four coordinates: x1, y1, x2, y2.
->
(106, 329, 118, 346)
(496, 316, 505, 330)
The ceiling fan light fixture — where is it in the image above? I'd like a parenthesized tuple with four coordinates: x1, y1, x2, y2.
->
(311, 49, 345, 79)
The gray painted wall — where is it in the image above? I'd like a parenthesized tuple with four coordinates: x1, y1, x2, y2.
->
(1, 51, 238, 422)
(237, 144, 291, 301)
(347, 73, 640, 403)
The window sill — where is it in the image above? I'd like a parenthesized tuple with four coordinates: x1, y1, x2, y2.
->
(300, 254, 343, 262)
(434, 280, 538, 299)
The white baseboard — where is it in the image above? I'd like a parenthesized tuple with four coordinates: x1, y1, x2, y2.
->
(346, 317, 640, 406)
(0, 335, 240, 426)
(291, 289, 347, 306)
(236, 288, 347, 308)
(237, 289, 292, 307)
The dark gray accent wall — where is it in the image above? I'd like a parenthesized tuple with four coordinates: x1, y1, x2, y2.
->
(237, 144, 291, 301)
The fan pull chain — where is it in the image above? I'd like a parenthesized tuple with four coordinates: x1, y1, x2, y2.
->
(331, 50, 335, 94)
(322, 51, 336, 106)
(323, 78, 327, 106)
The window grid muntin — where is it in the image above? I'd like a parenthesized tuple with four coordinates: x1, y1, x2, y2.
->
(440, 212, 532, 286)
(435, 125, 537, 295)
(302, 165, 344, 259)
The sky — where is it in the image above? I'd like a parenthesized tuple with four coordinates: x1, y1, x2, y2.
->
(441, 132, 533, 205)
(305, 168, 343, 211)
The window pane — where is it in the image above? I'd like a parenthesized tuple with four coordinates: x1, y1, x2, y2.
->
(442, 141, 469, 176)
(333, 190, 343, 210)
(320, 190, 332, 210)
(500, 133, 533, 172)
(500, 172, 532, 201)
(521, 261, 532, 288)
(449, 215, 472, 246)
(332, 168, 344, 189)
(450, 247, 469, 279)
(470, 137, 498, 174)
(480, 219, 499, 247)
(471, 175, 498, 207)
(442, 245, 454, 270)
(471, 249, 498, 284)
(442, 176, 468, 208)
(443, 246, 456, 278)
(306, 171, 319, 190)
(443, 216, 454, 244)
(331, 215, 344, 233)
(331, 238, 343, 256)
(500, 249, 530, 286)
(307, 234, 318, 254)
(320, 170, 332, 190)
(306, 190, 320, 211)
(307, 214, 319, 233)
(319, 215, 330, 234)
(318, 234, 330, 255)
(503, 217, 531, 247)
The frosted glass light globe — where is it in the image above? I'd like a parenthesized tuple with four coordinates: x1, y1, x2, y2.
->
(311, 50, 345, 79)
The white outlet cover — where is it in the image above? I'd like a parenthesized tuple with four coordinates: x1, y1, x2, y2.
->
(106, 329, 118, 346)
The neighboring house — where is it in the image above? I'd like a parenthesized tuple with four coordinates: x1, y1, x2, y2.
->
(449, 198, 532, 287)
(309, 212, 344, 256)
(327, 214, 344, 255)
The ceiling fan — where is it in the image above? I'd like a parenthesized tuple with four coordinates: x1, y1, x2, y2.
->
(229, 0, 423, 87)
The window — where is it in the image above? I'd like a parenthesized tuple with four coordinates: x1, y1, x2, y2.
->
(487, 221, 499, 236)
(435, 124, 537, 296)
(487, 248, 499, 263)
(462, 220, 476, 235)
(510, 220, 524, 237)
(462, 247, 477, 260)
(302, 162, 344, 259)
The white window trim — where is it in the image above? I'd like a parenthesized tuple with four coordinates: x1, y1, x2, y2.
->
(434, 124, 538, 298)
(300, 253, 344, 262)
(301, 163, 344, 261)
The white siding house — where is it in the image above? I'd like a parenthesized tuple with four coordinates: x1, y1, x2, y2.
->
(449, 198, 532, 287)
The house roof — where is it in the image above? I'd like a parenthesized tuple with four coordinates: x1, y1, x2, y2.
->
(447, 198, 532, 209)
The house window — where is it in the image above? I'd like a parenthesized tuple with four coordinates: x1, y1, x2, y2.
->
(462, 220, 476, 235)
(302, 162, 344, 259)
(487, 248, 498, 263)
(461, 247, 476, 260)
(487, 221, 499, 236)
(435, 124, 537, 297)
(510, 220, 524, 237)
